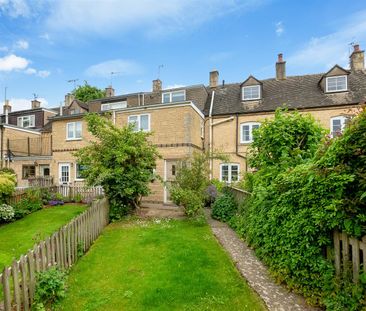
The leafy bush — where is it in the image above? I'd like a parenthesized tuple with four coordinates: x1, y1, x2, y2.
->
(211, 192, 238, 222)
(33, 267, 66, 311)
(74, 113, 159, 220)
(210, 178, 226, 193)
(235, 108, 366, 309)
(0, 203, 15, 223)
(170, 152, 226, 216)
(170, 187, 203, 217)
(0, 172, 16, 204)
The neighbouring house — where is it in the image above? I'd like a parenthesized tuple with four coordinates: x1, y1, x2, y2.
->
(1, 44, 365, 203)
(0, 99, 56, 187)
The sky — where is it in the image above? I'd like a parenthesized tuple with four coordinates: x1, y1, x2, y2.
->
(0, 0, 366, 111)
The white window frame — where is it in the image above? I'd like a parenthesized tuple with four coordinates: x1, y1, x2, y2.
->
(330, 116, 347, 137)
(75, 163, 87, 181)
(101, 101, 127, 111)
(325, 75, 348, 93)
(220, 163, 240, 183)
(162, 90, 186, 103)
(66, 121, 82, 140)
(242, 85, 261, 100)
(240, 122, 260, 143)
(17, 115, 35, 128)
(128, 114, 150, 132)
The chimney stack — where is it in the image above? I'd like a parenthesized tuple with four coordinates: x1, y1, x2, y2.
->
(209, 70, 219, 88)
(105, 86, 115, 97)
(64, 93, 75, 106)
(276, 53, 286, 80)
(31, 99, 41, 109)
(3, 100, 11, 124)
(350, 44, 365, 72)
(152, 79, 162, 92)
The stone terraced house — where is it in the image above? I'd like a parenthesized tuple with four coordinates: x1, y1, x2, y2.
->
(1, 44, 365, 205)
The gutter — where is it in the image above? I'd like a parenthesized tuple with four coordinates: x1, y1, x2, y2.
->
(209, 91, 215, 180)
(236, 114, 247, 172)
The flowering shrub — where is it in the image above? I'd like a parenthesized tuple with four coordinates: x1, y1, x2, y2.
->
(0, 204, 15, 223)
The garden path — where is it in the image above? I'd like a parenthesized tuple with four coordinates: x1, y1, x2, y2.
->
(206, 210, 321, 311)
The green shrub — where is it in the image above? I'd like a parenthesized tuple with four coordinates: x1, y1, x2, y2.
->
(33, 267, 66, 311)
(211, 193, 238, 222)
(170, 187, 203, 217)
(0, 172, 16, 204)
(0, 203, 15, 223)
(74, 193, 83, 203)
(237, 108, 366, 308)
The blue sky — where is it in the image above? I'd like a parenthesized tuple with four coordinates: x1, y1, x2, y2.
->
(0, 0, 365, 111)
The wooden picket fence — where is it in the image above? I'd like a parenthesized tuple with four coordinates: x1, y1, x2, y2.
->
(9, 185, 104, 206)
(227, 186, 251, 204)
(0, 198, 109, 311)
(332, 231, 366, 282)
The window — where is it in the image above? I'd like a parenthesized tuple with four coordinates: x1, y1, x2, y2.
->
(17, 115, 35, 128)
(76, 163, 87, 180)
(101, 101, 127, 111)
(66, 121, 82, 140)
(128, 114, 150, 132)
(162, 90, 186, 103)
(326, 76, 347, 92)
(330, 116, 347, 137)
(242, 85, 260, 100)
(22, 165, 35, 179)
(70, 108, 81, 115)
(240, 122, 260, 143)
(220, 163, 240, 183)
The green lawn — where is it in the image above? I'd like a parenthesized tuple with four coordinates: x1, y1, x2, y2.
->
(60, 218, 265, 311)
(0, 204, 86, 271)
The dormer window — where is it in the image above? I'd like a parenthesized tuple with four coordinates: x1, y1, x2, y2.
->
(326, 76, 347, 92)
(242, 85, 260, 100)
(101, 101, 127, 111)
(162, 90, 186, 103)
(17, 115, 35, 128)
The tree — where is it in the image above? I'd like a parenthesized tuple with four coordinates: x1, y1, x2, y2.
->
(248, 108, 324, 170)
(74, 113, 160, 220)
(72, 81, 106, 102)
(0, 171, 16, 204)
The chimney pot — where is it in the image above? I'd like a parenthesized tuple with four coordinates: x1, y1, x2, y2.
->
(152, 79, 162, 92)
(209, 70, 219, 88)
(350, 44, 364, 72)
(105, 86, 115, 97)
(276, 53, 286, 80)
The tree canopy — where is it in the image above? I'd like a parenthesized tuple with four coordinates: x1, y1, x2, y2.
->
(74, 113, 160, 219)
(72, 82, 106, 102)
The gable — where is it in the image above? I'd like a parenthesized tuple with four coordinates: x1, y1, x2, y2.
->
(241, 75, 262, 87)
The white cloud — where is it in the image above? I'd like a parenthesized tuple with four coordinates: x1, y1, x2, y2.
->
(1, 97, 48, 112)
(85, 59, 143, 78)
(46, 0, 267, 37)
(25, 67, 51, 78)
(0, 0, 30, 18)
(287, 10, 366, 73)
(0, 54, 29, 71)
(275, 21, 284, 36)
(164, 84, 185, 90)
(14, 39, 29, 50)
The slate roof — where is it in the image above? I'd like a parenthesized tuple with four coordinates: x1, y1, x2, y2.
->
(204, 71, 366, 116)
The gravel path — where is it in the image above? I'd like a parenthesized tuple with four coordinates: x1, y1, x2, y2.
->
(206, 212, 321, 311)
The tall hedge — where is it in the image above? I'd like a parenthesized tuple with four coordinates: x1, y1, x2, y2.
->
(239, 107, 366, 309)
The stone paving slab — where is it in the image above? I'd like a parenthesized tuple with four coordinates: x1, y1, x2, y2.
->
(206, 212, 321, 311)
